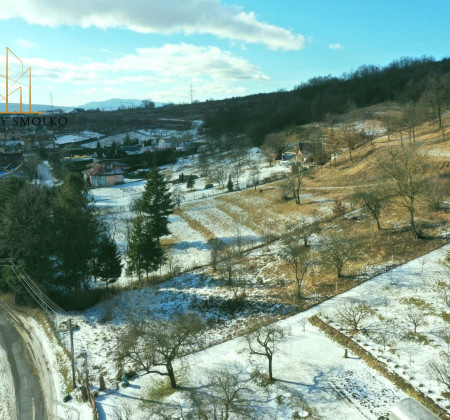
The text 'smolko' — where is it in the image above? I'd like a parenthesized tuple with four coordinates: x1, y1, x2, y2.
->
(0, 115, 68, 127)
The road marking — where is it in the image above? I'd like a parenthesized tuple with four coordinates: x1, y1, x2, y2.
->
(32, 396, 35, 420)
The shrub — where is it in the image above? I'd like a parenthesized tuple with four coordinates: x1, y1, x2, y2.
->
(204, 183, 214, 189)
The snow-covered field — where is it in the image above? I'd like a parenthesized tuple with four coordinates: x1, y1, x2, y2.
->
(318, 245, 450, 413)
(67, 239, 449, 418)
(88, 150, 292, 282)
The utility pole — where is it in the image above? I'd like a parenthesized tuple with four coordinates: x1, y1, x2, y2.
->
(69, 319, 76, 389)
(84, 359, 91, 403)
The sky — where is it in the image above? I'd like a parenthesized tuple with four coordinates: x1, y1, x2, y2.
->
(0, 0, 449, 107)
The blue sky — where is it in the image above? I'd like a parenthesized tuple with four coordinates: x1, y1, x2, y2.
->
(0, 0, 448, 107)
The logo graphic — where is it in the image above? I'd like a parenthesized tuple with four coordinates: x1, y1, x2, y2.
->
(0, 47, 42, 114)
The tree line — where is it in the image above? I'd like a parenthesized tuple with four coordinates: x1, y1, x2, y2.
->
(0, 173, 122, 308)
(205, 56, 450, 145)
(0, 167, 173, 309)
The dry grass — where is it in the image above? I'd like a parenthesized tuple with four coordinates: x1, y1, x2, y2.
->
(167, 110, 449, 308)
(175, 208, 215, 241)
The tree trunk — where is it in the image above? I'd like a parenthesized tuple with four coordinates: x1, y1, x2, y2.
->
(167, 361, 177, 388)
(409, 205, 417, 239)
(375, 216, 381, 231)
(268, 355, 273, 380)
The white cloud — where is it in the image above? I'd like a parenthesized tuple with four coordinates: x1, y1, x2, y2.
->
(113, 44, 269, 81)
(0, 0, 305, 51)
(329, 43, 342, 50)
(21, 43, 269, 84)
(16, 38, 36, 49)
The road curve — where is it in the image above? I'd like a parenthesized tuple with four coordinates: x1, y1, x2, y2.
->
(0, 305, 47, 420)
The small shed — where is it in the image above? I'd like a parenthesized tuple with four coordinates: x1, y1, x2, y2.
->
(389, 398, 440, 420)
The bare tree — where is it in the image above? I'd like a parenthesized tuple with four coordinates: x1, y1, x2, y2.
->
(371, 319, 396, 350)
(280, 235, 310, 299)
(353, 187, 384, 230)
(217, 243, 247, 300)
(364, 120, 381, 146)
(190, 366, 252, 420)
(324, 114, 340, 168)
(418, 255, 430, 273)
(339, 124, 362, 161)
(380, 111, 402, 142)
(210, 165, 227, 189)
(115, 313, 204, 388)
(293, 219, 320, 247)
(336, 299, 374, 331)
(249, 164, 260, 191)
(421, 74, 450, 129)
(172, 186, 184, 210)
(405, 306, 427, 334)
(437, 329, 450, 353)
(261, 132, 287, 166)
(428, 352, 450, 393)
(245, 320, 288, 381)
(289, 162, 306, 205)
(322, 235, 357, 280)
(209, 237, 225, 272)
(112, 402, 134, 420)
(379, 144, 429, 239)
(298, 318, 308, 333)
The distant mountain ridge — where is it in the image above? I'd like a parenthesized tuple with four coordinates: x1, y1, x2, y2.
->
(0, 98, 166, 113)
(0, 103, 73, 113)
(78, 98, 166, 110)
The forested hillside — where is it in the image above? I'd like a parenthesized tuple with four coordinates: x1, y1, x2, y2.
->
(204, 56, 450, 143)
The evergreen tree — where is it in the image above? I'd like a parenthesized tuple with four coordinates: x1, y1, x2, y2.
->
(0, 184, 54, 290)
(136, 168, 173, 243)
(0, 177, 26, 219)
(127, 215, 165, 283)
(93, 234, 122, 289)
(54, 173, 99, 292)
(186, 175, 195, 190)
(227, 176, 234, 192)
(95, 141, 103, 158)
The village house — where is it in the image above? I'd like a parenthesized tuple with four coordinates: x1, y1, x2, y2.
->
(158, 139, 173, 149)
(83, 161, 127, 187)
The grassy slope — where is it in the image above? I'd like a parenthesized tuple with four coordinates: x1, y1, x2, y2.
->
(171, 109, 449, 306)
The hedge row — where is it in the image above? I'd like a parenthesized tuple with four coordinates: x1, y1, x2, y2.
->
(309, 315, 450, 419)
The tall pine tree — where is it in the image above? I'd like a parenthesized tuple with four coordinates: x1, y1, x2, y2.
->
(54, 173, 99, 292)
(0, 184, 54, 290)
(127, 215, 165, 283)
(136, 168, 173, 244)
(93, 233, 122, 289)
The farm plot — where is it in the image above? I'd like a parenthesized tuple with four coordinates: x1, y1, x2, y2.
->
(317, 244, 450, 415)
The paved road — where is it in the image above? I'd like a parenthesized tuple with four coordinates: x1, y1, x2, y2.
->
(0, 306, 47, 420)
(37, 163, 54, 187)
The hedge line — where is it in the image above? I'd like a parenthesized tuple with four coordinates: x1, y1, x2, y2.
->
(309, 315, 450, 419)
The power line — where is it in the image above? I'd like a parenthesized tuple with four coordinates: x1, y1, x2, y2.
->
(0, 258, 69, 316)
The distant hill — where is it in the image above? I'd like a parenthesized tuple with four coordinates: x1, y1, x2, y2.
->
(78, 98, 165, 111)
(0, 103, 74, 113)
